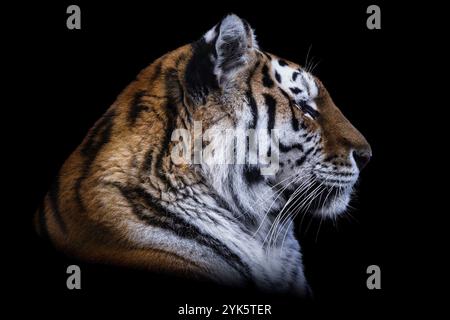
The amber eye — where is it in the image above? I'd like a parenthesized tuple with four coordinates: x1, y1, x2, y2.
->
(296, 100, 319, 119)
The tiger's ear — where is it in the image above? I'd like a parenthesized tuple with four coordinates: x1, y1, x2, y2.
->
(205, 14, 258, 87)
(185, 15, 257, 103)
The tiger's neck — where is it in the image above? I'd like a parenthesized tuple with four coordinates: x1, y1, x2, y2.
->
(132, 175, 305, 292)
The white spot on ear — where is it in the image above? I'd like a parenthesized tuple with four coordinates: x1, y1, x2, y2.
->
(250, 28, 259, 49)
(204, 27, 217, 43)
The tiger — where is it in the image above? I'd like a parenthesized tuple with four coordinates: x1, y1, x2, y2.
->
(34, 14, 371, 296)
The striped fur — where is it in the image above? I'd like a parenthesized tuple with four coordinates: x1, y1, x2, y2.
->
(35, 15, 371, 296)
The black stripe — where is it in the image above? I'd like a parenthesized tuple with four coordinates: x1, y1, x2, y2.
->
(262, 64, 274, 88)
(48, 175, 67, 234)
(141, 67, 187, 176)
(275, 71, 281, 83)
(295, 147, 315, 166)
(149, 61, 163, 84)
(149, 68, 180, 184)
(207, 190, 234, 215)
(305, 147, 314, 156)
(246, 61, 261, 130)
(279, 89, 300, 131)
(245, 61, 261, 169)
(153, 107, 175, 183)
(247, 94, 258, 130)
(244, 165, 263, 184)
(289, 87, 302, 95)
(185, 39, 219, 103)
(299, 101, 319, 119)
(262, 51, 272, 60)
(81, 109, 115, 158)
(128, 90, 149, 125)
(263, 94, 277, 133)
(295, 148, 314, 166)
(279, 143, 304, 153)
(281, 187, 296, 203)
(76, 109, 115, 210)
(141, 148, 154, 173)
(312, 147, 322, 156)
(114, 183, 252, 281)
(178, 83, 192, 128)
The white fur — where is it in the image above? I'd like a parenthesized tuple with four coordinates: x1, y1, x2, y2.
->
(272, 60, 319, 109)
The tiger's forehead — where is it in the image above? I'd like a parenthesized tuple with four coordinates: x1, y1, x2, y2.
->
(267, 55, 319, 107)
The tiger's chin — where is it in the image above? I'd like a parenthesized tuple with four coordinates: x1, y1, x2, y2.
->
(301, 181, 354, 218)
(313, 189, 352, 218)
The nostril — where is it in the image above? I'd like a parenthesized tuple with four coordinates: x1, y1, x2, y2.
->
(353, 150, 371, 170)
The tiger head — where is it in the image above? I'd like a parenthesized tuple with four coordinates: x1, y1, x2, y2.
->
(179, 14, 371, 220)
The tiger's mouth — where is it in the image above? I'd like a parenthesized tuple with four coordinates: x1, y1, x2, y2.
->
(280, 175, 355, 218)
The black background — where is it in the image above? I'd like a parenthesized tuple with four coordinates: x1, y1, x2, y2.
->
(7, 0, 430, 318)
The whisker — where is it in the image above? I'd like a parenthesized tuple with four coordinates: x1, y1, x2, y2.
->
(263, 177, 312, 248)
(279, 183, 325, 251)
(277, 181, 324, 251)
(255, 173, 305, 239)
(264, 176, 314, 248)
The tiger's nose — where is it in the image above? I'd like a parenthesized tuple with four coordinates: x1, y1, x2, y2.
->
(352, 147, 372, 171)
